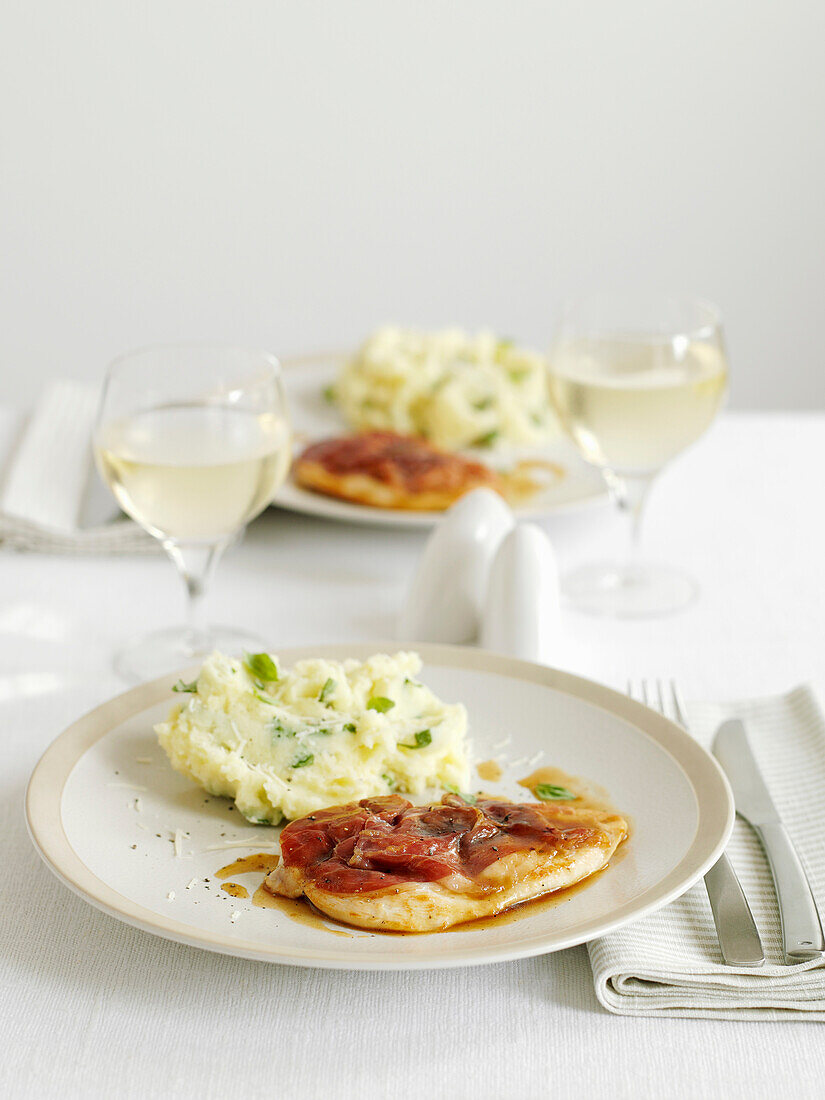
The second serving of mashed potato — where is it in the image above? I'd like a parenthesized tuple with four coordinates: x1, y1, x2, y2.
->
(156, 650, 471, 823)
(332, 326, 559, 450)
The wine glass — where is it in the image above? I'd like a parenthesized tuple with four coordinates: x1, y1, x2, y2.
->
(94, 344, 291, 680)
(548, 294, 729, 617)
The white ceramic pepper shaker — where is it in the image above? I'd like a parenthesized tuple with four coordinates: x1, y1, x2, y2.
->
(397, 488, 514, 644)
(479, 523, 561, 665)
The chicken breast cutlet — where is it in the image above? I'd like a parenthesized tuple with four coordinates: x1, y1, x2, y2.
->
(293, 431, 502, 511)
(265, 793, 627, 932)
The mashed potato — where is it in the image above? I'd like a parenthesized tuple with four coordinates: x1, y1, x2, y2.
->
(332, 326, 559, 450)
(155, 650, 470, 823)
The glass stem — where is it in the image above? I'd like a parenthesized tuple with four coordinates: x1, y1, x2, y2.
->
(603, 470, 655, 578)
(163, 539, 229, 654)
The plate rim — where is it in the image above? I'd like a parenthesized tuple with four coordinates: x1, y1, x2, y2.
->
(26, 642, 735, 970)
(271, 478, 609, 528)
(272, 354, 609, 526)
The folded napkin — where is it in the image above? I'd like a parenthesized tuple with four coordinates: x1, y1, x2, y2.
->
(0, 382, 154, 554)
(589, 684, 825, 1020)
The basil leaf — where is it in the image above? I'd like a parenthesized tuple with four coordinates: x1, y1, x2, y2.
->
(244, 652, 279, 683)
(319, 678, 336, 704)
(382, 773, 395, 789)
(535, 783, 577, 801)
(367, 696, 395, 713)
(444, 783, 476, 803)
(401, 729, 432, 750)
(253, 689, 278, 707)
(344, 722, 356, 733)
(292, 752, 314, 769)
(172, 679, 198, 694)
(473, 430, 499, 448)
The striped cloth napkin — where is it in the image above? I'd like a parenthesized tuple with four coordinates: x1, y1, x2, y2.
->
(0, 382, 154, 554)
(588, 685, 825, 1020)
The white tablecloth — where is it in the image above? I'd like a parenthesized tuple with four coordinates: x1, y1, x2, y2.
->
(3, 413, 824, 1099)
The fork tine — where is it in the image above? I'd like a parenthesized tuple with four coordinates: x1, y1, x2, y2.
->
(628, 678, 678, 724)
(654, 679, 674, 723)
(627, 679, 643, 703)
(670, 680, 689, 729)
(656, 679, 666, 716)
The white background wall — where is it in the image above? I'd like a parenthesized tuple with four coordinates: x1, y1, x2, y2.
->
(1, 0, 823, 408)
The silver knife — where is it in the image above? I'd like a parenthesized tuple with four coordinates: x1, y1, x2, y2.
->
(714, 719, 825, 963)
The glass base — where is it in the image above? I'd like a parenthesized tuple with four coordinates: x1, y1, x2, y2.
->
(113, 624, 268, 683)
(561, 561, 698, 618)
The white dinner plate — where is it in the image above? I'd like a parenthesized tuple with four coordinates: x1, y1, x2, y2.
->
(27, 644, 733, 970)
(272, 356, 608, 527)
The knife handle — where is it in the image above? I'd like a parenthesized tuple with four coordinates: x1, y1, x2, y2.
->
(703, 853, 764, 967)
(754, 821, 825, 962)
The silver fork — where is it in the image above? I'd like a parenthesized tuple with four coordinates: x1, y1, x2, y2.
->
(628, 678, 765, 968)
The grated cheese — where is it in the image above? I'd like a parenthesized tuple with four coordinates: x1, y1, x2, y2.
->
(203, 837, 265, 852)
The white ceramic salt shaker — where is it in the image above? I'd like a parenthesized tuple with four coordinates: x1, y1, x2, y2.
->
(397, 488, 514, 644)
(479, 523, 561, 665)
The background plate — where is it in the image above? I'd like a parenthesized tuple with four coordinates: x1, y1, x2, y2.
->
(273, 356, 608, 527)
(27, 644, 733, 969)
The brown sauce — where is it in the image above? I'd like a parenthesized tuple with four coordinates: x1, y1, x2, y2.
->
(518, 766, 633, 844)
(501, 458, 565, 503)
(449, 860, 613, 933)
(519, 766, 612, 813)
(251, 884, 354, 937)
(215, 852, 280, 879)
(221, 882, 249, 899)
(214, 851, 352, 937)
(476, 759, 503, 782)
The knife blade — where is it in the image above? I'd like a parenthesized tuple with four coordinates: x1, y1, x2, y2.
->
(713, 719, 825, 962)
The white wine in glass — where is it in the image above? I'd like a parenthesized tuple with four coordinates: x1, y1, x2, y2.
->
(94, 346, 291, 681)
(549, 296, 729, 617)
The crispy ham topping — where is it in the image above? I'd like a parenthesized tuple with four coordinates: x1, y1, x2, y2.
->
(276, 794, 598, 896)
